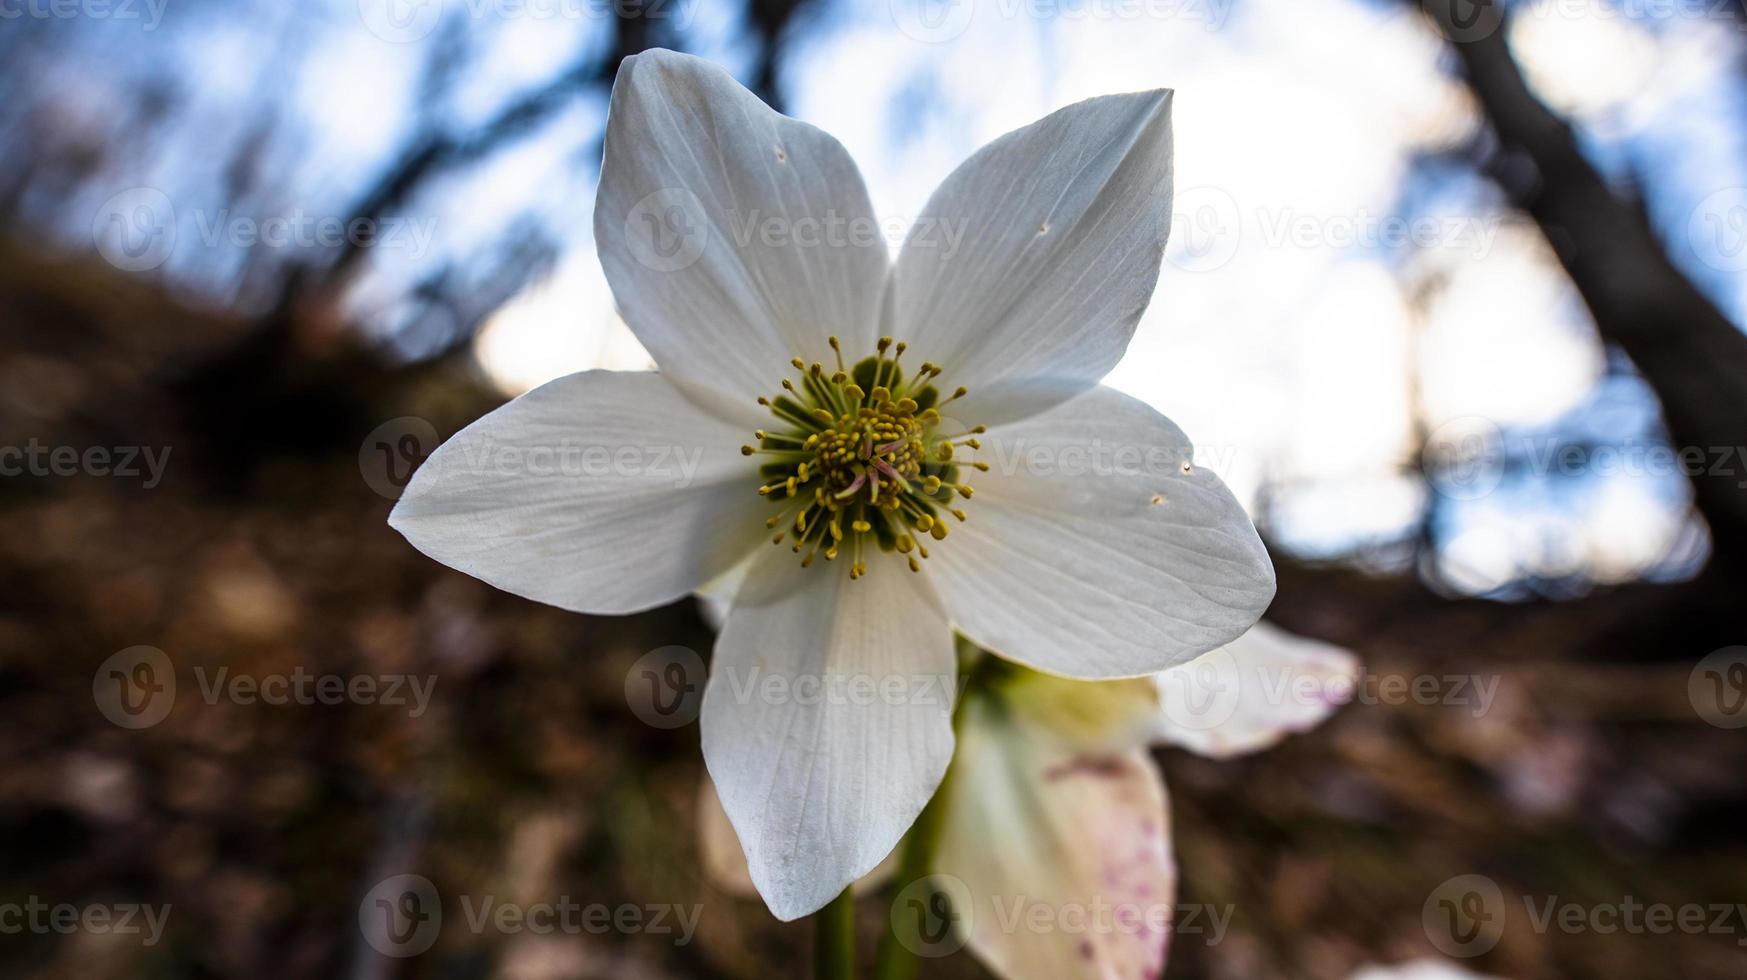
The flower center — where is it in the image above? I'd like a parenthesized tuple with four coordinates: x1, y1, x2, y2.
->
(743, 336, 986, 580)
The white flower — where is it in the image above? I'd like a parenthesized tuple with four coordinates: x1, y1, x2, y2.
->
(929, 626, 1358, 980)
(390, 48, 1275, 920)
(697, 623, 1360, 979)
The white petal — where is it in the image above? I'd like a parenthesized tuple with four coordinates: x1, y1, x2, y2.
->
(594, 49, 887, 425)
(701, 548, 957, 920)
(389, 370, 767, 615)
(936, 683, 1175, 980)
(696, 774, 900, 899)
(696, 777, 759, 898)
(889, 90, 1174, 426)
(930, 385, 1275, 678)
(1154, 621, 1360, 759)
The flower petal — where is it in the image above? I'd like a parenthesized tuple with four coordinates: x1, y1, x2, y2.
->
(388, 370, 767, 615)
(935, 684, 1175, 980)
(701, 548, 957, 920)
(888, 90, 1174, 426)
(929, 385, 1275, 678)
(696, 776, 759, 899)
(696, 774, 900, 899)
(594, 48, 888, 425)
(1153, 621, 1360, 759)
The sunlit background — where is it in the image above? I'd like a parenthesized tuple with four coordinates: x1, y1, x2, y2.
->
(11, 0, 1739, 596)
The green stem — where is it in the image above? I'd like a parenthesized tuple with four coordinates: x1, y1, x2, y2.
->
(874, 640, 996, 980)
(871, 792, 944, 980)
(815, 885, 856, 980)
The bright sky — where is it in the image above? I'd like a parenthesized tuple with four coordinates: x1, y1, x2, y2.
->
(468, 0, 1727, 593)
(40, 0, 1721, 594)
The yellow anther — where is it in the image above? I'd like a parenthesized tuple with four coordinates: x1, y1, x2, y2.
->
(752, 338, 979, 580)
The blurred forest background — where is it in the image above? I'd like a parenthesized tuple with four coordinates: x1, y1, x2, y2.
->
(2, 0, 1746, 977)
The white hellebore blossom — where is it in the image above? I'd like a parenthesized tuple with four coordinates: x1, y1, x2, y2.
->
(389, 48, 1276, 921)
(698, 624, 1361, 980)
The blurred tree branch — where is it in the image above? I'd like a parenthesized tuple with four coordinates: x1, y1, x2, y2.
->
(1414, 0, 1747, 554)
(1269, 1, 1747, 657)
